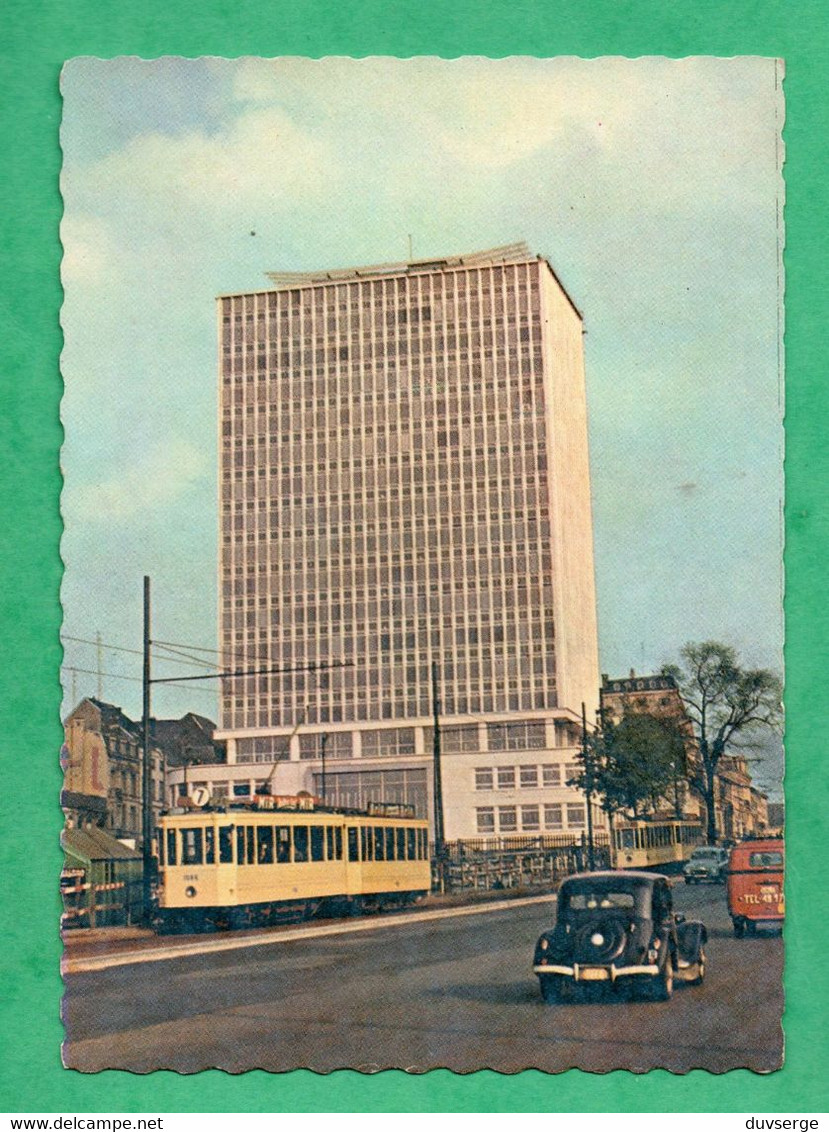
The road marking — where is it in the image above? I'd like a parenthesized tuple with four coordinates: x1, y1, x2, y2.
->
(63, 894, 556, 973)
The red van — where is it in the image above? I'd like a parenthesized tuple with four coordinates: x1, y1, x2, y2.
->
(726, 838, 784, 937)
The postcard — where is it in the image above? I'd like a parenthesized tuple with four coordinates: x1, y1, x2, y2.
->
(59, 56, 784, 1074)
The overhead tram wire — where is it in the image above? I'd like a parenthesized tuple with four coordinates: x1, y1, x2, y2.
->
(150, 637, 293, 668)
(63, 634, 221, 671)
(60, 665, 217, 698)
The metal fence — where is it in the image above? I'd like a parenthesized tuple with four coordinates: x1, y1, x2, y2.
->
(432, 833, 612, 893)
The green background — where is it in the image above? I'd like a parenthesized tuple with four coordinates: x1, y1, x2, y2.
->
(1, 0, 826, 1113)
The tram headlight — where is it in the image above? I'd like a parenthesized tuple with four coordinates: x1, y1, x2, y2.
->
(185, 886, 197, 899)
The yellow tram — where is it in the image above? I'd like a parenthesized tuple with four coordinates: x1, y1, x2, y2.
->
(155, 795, 431, 933)
(611, 818, 704, 871)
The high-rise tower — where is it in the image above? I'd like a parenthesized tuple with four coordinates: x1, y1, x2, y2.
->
(216, 244, 600, 839)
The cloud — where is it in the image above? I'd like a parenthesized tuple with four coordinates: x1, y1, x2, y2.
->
(60, 213, 117, 286)
(65, 104, 341, 230)
(68, 439, 209, 523)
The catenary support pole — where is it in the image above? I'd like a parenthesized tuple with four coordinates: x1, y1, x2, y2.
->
(582, 701, 595, 871)
(432, 661, 445, 891)
(142, 576, 153, 921)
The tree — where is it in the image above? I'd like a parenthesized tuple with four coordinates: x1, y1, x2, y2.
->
(568, 709, 688, 823)
(662, 642, 782, 844)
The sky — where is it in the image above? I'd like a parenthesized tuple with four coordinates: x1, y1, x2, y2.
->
(59, 56, 785, 795)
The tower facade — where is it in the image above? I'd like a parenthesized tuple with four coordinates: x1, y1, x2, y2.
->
(216, 244, 600, 839)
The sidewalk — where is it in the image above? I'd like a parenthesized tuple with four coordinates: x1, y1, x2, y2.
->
(61, 883, 559, 962)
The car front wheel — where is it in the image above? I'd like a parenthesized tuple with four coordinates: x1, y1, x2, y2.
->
(539, 975, 569, 1004)
(688, 946, 706, 986)
(648, 955, 674, 1001)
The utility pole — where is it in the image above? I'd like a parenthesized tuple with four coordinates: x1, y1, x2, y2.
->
(320, 732, 328, 805)
(141, 576, 153, 920)
(431, 660, 445, 892)
(582, 701, 596, 872)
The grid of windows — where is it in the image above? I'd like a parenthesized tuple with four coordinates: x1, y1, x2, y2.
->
(423, 724, 480, 753)
(544, 803, 563, 829)
(475, 767, 494, 791)
(476, 807, 495, 834)
(497, 766, 516, 790)
(542, 763, 561, 787)
(475, 761, 565, 790)
(361, 728, 416, 758)
(219, 259, 558, 731)
(474, 802, 581, 834)
(316, 767, 428, 818)
(566, 804, 586, 828)
(298, 732, 353, 760)
(521, 804, 540, 830)
(487, 721, 546, 751)
(519, 764, 539, 788)
(236, 736, 291, 764)
(498, 806, 517, 832)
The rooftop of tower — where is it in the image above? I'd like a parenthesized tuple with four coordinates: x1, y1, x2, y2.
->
(263, 242, 535, 289)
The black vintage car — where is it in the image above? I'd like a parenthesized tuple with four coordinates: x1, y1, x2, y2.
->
(532, 871, 707, 1003)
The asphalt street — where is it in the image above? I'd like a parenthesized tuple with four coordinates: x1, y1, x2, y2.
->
(62, 883, 783, 1075)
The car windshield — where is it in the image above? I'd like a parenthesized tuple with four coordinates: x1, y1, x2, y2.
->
(692, 850, 721, 859)
(566, 891, 635, 911)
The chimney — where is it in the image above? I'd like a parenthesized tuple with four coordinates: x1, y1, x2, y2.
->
(629, 668, 636, 679)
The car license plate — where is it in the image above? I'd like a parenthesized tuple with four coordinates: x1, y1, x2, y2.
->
(579, 967, 609, 982)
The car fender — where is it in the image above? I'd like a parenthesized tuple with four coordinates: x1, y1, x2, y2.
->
(677, 918, 707, 960)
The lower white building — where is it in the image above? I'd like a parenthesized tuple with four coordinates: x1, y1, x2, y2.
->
(166, 711, 606, 843)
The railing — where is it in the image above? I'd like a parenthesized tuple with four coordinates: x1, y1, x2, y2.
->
(61, 875, 143, 928)
(432, 834, 611, 893)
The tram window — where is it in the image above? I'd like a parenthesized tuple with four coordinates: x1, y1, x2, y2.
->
(361, 827, 372, 861)
(311, 826, 325, 861)
(236, 826, 245, 864)
(294, 826, 309, 862)
(166, 829, 177, 865)
(205, 827, 215, 865)
(326, 827, 334, 860)
(421, 829, 428, 860)
(182, 828, 203, 865)
(396, 828, 406, 860)
(257, 826, 274, 864)
(246, 826, 255, 865)
(374, 827, 385, 861)
(619, 829, 635, 850)
(158, 833, 165, 866)
(407, 828, 416, 860)
(335, 827, 343, 860)
(275, 826, 291, 863)
(385, 827, 395, 860)
(348, 827, 359, 862)
(219, 827, 233, 863)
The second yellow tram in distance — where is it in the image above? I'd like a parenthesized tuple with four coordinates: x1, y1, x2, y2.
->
(155, 795, 431, 933)
(610, 817, 704, 871)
